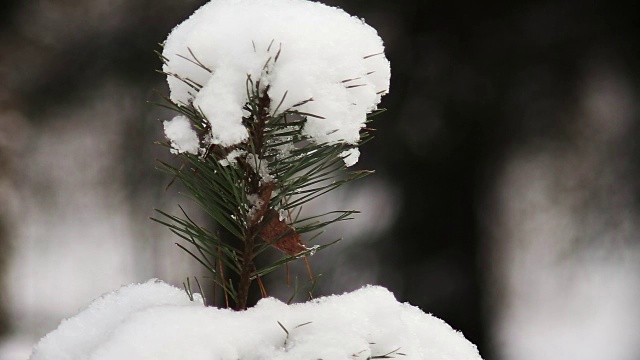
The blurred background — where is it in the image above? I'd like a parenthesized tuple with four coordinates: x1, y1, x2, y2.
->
(1, 0, 639, 359)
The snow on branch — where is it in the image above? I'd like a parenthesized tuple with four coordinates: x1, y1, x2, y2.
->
(162, 0, 391, 163)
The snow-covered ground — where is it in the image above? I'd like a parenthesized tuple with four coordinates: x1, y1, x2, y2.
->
(30, 280, 481, 360)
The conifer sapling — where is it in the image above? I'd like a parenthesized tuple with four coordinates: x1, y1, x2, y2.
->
(154, 0, 390, 310)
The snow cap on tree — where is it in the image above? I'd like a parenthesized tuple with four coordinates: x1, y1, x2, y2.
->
(162, 0, 391, 164)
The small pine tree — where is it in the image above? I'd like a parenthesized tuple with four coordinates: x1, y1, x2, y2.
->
(152, 0, 390, 311)
(154, 51, 383, 310)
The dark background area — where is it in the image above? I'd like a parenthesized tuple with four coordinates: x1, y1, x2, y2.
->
(1, 0, 639, 358)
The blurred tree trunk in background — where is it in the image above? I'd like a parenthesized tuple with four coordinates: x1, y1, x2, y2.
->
(0, 140, 9, 337)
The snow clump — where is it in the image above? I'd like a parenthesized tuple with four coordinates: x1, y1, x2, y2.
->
(340, 148, 361, 167)
(163, 116, 200, 154)
(30, 280, 481, 360)
(162, 0, 391, 164)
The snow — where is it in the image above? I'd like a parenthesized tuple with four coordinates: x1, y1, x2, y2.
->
(246, 153, 274, 183)
(30, 280, 481, 360)
(246, 192, 266, 221)
(340, 148, 360, 167)
(163, 115, 200, 154)
(218, 148, 247, 166)
(162, 0, 390, 163)
(29, 280, 203, 360)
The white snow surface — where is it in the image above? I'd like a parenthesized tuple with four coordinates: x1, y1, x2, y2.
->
(340, 148, 360, 167)
(163, 115, 200, 154)
(162, 0, 390, 154)
(30, 280, 481, 360)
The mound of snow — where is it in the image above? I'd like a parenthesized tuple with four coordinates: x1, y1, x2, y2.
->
(30, 280, 481, 360)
